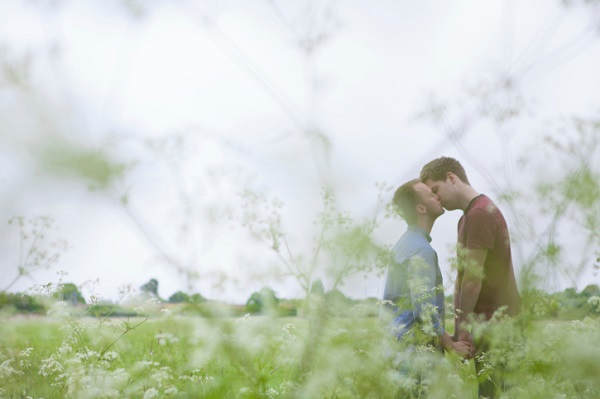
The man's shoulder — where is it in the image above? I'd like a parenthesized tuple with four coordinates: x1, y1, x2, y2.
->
(392, 232, 434, 262)
(469, 195, 505, 217)
(460, 195, 510, 239)
(395, 228, 432, 248)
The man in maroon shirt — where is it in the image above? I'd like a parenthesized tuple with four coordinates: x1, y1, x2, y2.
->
(420, 156, 520, 398)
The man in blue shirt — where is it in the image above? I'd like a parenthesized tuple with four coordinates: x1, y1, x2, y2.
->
(383, 178, 472, 356)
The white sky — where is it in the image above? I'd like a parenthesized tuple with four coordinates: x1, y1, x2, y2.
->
(0, 0, 599, 303)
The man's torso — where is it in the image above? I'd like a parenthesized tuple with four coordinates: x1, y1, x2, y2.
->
(383, 226, 445, 341)
(457, 195, 521, 318)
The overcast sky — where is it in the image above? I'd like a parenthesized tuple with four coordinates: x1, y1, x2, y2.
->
(1, 0, 599, 303)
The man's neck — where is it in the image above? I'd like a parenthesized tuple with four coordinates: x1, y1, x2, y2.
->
(458, 185, 481, 211)
(416, 217, 434, 234)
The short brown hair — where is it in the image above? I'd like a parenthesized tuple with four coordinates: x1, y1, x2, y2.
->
(392, 178, 420, 224)
(419, 156, 470, 185)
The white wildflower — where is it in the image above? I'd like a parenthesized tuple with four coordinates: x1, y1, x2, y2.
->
(155, 333, 179, 346)
(587, 296, 600, 313)
(147, 297, 161, 305)
(102, 351, 120, 362)
(237, 313, 251, 322)
(0, 359, 18, 378)
(282, 323, 296, 339)
(39, 357, 64, 377)
(53, 373, 67, 388)
(570, 320, 584, 331)
(181, 369, 212, 384)
(143, 387, 159, 399)
(160, 308, 172, 315)
(278, 380, 299, 394)
(134, 360, 160, 371)
(18, 347, 34, 368)
(104, 319, 122, 328)
(332, 328, 349, 337)
(57, 342, 73, 355)
(64, 356, 82, 367)
(475, 352, 493, 379)
(117, 284, 134, 301)
(151, 366, 173, 386)
(67, 348, 99, 365)
(18, 347, 34, 358)
(111, 368, 130, 386)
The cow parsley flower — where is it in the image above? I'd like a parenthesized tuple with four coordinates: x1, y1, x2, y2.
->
(39, 357, 64, 377)
(587, 296, 600, 313)
(143, 387, 159, 399)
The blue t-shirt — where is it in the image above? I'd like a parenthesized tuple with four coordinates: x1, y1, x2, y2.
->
(383, 225, 445, 341)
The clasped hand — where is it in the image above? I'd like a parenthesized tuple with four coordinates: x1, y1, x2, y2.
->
(451, 330, 476, 359)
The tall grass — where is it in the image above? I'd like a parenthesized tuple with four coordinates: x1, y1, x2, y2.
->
(1, 300, 600, 398)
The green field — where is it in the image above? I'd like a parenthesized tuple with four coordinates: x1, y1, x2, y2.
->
(1, 310, 600, 399)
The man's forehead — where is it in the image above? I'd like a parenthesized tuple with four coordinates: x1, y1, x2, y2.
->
(414, 182, 432, 194)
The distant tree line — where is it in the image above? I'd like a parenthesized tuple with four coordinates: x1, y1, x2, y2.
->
(1, 279, 598, 319)
(521, 283, 600, 320)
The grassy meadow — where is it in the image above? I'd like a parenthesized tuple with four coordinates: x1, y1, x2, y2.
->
(2, 300, 600, 399)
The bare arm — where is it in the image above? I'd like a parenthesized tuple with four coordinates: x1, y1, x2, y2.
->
(456, 247, 487, 339)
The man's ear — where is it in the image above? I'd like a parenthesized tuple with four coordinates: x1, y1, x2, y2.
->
(416, 204, 426, 214)
(447, 172, 457, 183)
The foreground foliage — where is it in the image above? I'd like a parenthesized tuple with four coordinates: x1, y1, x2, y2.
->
(1, 299, 600, 399)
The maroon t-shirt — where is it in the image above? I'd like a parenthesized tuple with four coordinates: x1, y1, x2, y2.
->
(457, 194, 521, 319)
